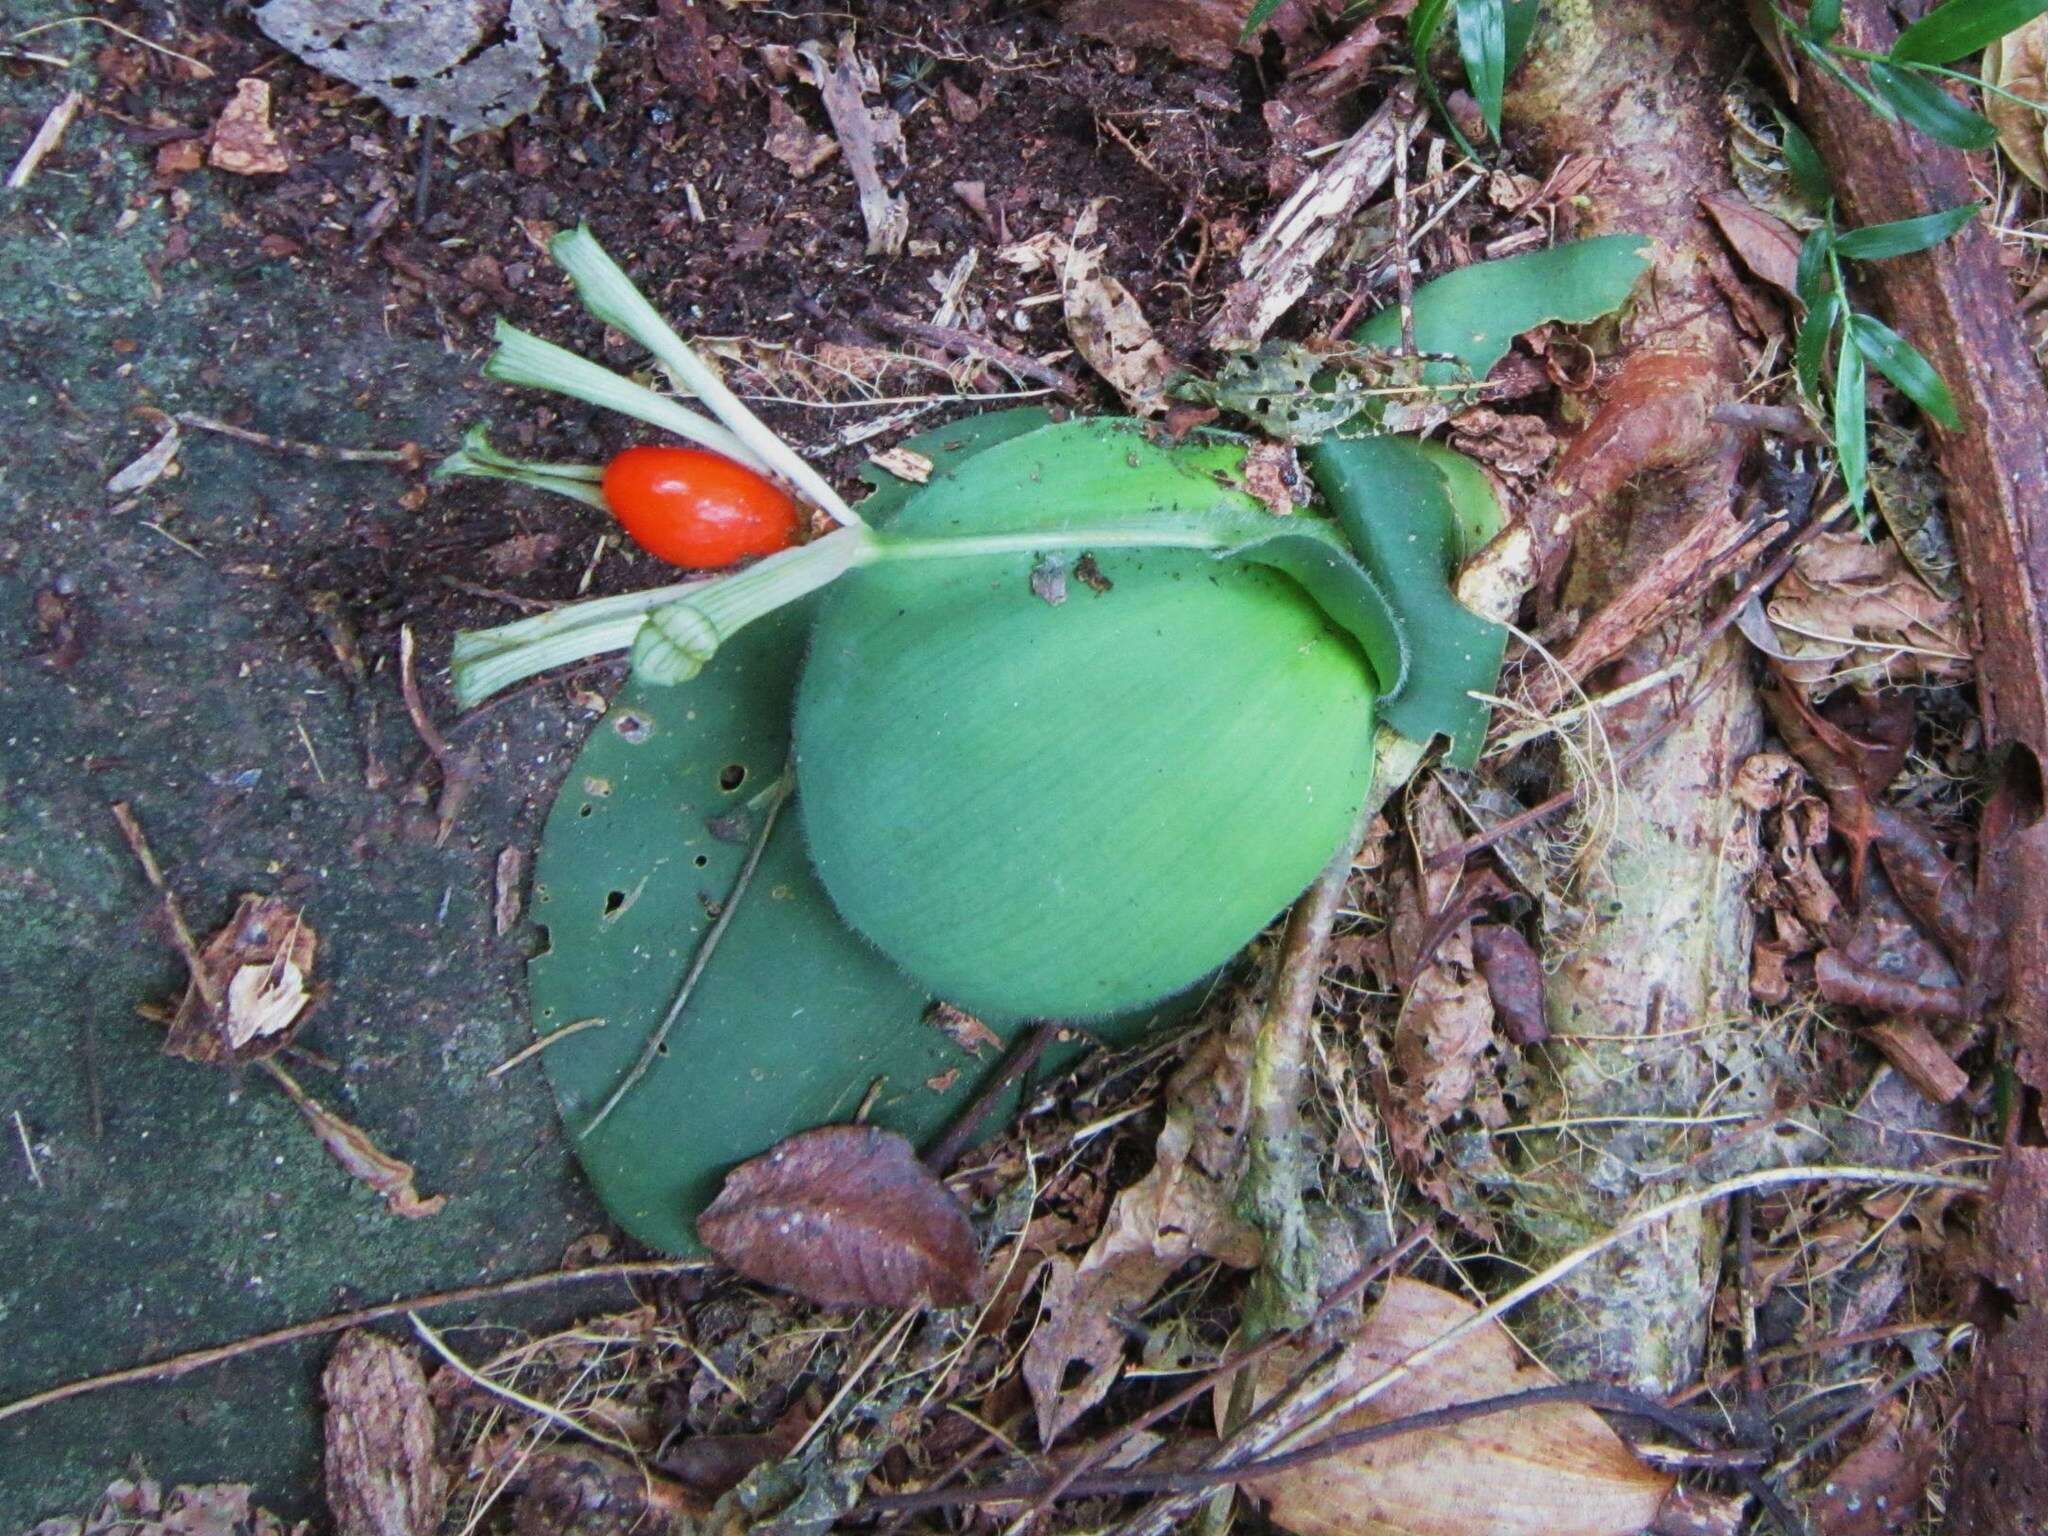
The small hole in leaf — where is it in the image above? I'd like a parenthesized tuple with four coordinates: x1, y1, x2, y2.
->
(694, 854, 709, 868)
(656, 1041, 669, 1056)
(578, 804, 594, 818)
(1060, 1359, 1093, 1392)
(718, 762, 747, 792)
(614, 711, 652, 744)
(603, 890, 626, 916)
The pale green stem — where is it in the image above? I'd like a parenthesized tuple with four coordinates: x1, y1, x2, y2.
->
(435, 426, 608, 510)
(550, 226, 862, 526)
(451, 518, 1312, 704)
(486, 322, 770, 473)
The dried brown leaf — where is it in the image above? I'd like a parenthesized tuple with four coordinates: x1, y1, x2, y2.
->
(29, 1479, 298, 1536)
(1471, 924, 1547, 1045)
(1988, 19, 2048, 191)
(696, 1124, 981, 1308)
(763, 90, 838, 181)
(270, 1065, 447, 1220)
(494, 846, 526, 937)
(323, 1330, 447, 1536)
(164, 894, 319, 1064)
(478, 532, 563, 580)
(1050, 211, 1174, 415)
(1236, 1279, 1673, 1536)
(1764, 530, 1970, 690)
(253, 0, 601, 141)
(1810, 1401, 1937, 1536)
(1023, 1105, 1260, 1443)
(1699, 191, 1803, 300)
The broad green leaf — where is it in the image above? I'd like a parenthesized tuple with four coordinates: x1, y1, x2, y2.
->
(1797, 290, 1842, 400)
(1892, 0, 2048, 63)
(1504, 0, 1542, 68)
(1306, 434, 1508, 766)
(1353, 235, 1653, 383)
(1835, 338, 1870, 508)
(1810, 0, 1843, 40)
(1417, 438, 1507, 560)
(1833, 201, 1980, 258)
(527, 411, 1162, 1255)
(1849, 312, 1961, 427)
(1777, 111, 1834, 203)
(1796, 226, 1835, 312)
(1457, 0, 1509, 138)
(1868, 59, 2000, 146)
(796, 420, 1380, 1021)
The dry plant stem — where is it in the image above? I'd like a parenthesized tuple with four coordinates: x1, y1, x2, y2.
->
(410, 1312, 638, 1454)
(866, 310, 1080, 396)
(1667, 1321, 1950, 1406)
(6, 87, 81, 189)
(176, 411, 421, 465)
(1776, 10, 2048, 1526)
(0, 1259, 706, 1426)
(397, 624, 479, 847)
(580, 768, 790, 1137)
(925, 1023, 1056, 1176)
(109, 802, 218, 1011)
(1501, 0, 1764, 1394)
(1094, 1165, 1978, 1536)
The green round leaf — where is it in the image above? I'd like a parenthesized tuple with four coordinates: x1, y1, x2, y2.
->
(796, 442, 1379, 1022)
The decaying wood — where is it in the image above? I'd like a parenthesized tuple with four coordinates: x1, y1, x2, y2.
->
(1204, 86, 1425, 352)
(1501, 0, 1765, 1394)
(1778, 6, 2048, 1527)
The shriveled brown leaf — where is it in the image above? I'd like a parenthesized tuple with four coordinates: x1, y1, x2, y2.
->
(29, 1478, 297, 1536)
(1233, 1279, 1673, 1536)
(1764, 530, 1970, 690)
(210, 78, 290, 176)
(763, 90, 837, 180)
(508, 1448, 704, 1536)
(1448, 409, 1556, 479)
(270, 1065, 447, 1219)
(323, 1330, 447, 1536)
(1023, 1102, 1260, 1443)
(696, 1124, 981, 1308)
(164, 894, 319, 1064)
(924, 1000, 1002, 1058)
(1988, 19, 2048, 191)
(107, 418, 183, 496)
(1242, 442, 1305, 516)
(1699, 191, 1803, 299)
(478, 532, 563, 580)
(1036, 206, 1175, 415)
(493, 846, 526, 936)
(1809, 1401, 1938, 1536)
(1471, 924, 1547, 1045)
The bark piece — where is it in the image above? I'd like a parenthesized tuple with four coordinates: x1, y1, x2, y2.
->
(796, 38, 907, 256)
(323, 1330, 448, 1536)
(209, 79, 289, 176)
(1863, 1019, 1968, 1105)
(1205, 89, 1425, 352)
(696, 1125, 980, 1308)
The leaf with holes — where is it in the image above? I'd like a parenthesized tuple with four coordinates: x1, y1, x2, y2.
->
(526, 411, 1174, 1253)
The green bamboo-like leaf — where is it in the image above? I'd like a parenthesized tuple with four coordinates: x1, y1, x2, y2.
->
(1240, 0, 1291, 39)
(1777, 111, 1834, 204)
(1868, 59, 1999, 147)
(1797, 290, 1843, 401)
(1833, 201, 1980, 259)
(1835, 338, 1870, 508)
(1353, 235, 1653, 384)
(1810, 0, 1843, 40)
(1849, 312, 1961, 428)
(1457, 0, 1509, 139)
(1892, 0, 2048, 63)
(1504, 0, 1541, 68)
(1796, 226, 1835, 313)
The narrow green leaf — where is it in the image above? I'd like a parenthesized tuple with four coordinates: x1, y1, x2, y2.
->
(1239, 0, 1291, 40)
(1810, 0, 1842, 40)
(1796, 290, 1842, 401)
(1797, 28, 1901, 118)
(1456, 0, 1509, 139)
(1868, 59, 1999, 147)
(1504, 0, 1542, 68)
(1776, 110, 1834, 203)
(1410, 0, 1452, 55)
(1892, 0, 2048, 64)
(1796, 226, 1835, 313)
(1849, 312, 1961, 428)
(1834, 338, 1870, 509)
(1833, 201, 1979, 258)
(1353, 234, 1653, 383)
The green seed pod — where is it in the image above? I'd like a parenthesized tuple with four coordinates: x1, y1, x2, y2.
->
(794, 432, 1379, 1023)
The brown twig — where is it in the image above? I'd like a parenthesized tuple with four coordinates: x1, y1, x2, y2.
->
(110, 802, 218, 1011)
(397, 624, 480, 847)
(176, 411, 422, 468)
(0, 1259, 705, 1427)
(867, 310, 1080, 397)
(924, 1022, 1057, 1176)
(1669, 1320, 1950, 1406)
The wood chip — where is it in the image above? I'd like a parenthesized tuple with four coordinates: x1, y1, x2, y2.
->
(493, 846, 526, 937)
(796, 37, 908, 256)
(7, 89, 84, 190)
(323, 1330, 448, 1536)
(209, 78, 290, 177)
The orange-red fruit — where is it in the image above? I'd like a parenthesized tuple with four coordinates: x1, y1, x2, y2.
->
(600, 445, 801, 570)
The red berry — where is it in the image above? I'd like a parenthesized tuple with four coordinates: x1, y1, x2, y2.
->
(600, 445, 801, 570)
